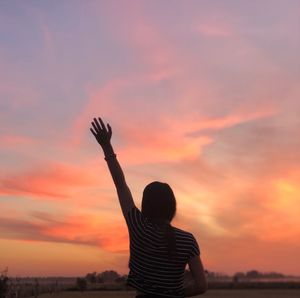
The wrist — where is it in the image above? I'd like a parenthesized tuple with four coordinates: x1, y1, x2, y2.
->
(101, 142, 113, 152)
(104, 152, 117, 162)
(101, 143, 116, 159)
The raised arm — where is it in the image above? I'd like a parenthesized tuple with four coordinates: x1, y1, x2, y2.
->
(90, 117, 135, 217)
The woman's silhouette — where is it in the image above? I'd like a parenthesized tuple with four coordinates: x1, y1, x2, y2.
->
(90, 117, 207, 297)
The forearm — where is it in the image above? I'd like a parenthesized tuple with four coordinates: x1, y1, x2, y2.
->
(102, 143, 126, 187)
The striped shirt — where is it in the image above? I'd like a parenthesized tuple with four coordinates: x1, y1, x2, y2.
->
(125, 205, 200, 298)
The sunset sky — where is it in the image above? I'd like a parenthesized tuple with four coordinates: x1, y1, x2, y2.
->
(1, 0, 300, 277)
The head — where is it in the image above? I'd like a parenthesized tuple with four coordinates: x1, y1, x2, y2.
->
(141, 181, 176, 224)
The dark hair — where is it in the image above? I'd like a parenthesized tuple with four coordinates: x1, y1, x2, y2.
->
(141, 181, 177, 260)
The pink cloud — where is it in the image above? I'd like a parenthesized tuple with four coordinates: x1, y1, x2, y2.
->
(0, 210, 129, 253)
(197, 23, 233, 37)
(0, 134, 38, 148)
(0, 161, 101, 201)
(70, 92, 276, 168)
(116, 107, 275, 164)
(70, 1, 280, 166)
(68, 78, 127, 148)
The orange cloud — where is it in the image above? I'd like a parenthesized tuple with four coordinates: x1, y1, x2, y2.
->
(0, 161, 101, 200)
(69, 6, 277, 165)
(0, 210, 129, 253)
(116, 108, 275, 165)
(182, 119, 300, 245)
(184, 109, 275, 134)
(1, 238, 128, 276)
(252, 171, 300, 243)
(196, 230, 300, 275)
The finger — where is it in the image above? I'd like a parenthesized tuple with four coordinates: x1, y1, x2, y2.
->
(107, 123, 112, 137)
(91, 121, 99, 133)
(90, 128, 97, 138)
(93, 118, 102, 131)
(98, 117, 107, 133)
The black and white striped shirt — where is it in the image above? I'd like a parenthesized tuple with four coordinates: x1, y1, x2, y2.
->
(125, 205, 200, 297)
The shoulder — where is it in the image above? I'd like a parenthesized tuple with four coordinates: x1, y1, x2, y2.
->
(124, 205, 146, 227)
(172, 226, 195, 240)
(172, 227, 200, 255)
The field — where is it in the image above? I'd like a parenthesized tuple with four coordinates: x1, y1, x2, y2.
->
(36, 289, 300, 298)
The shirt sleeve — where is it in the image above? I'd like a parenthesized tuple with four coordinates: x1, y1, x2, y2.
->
(125, 205, 147, 238)
(189, 234, 200, 258)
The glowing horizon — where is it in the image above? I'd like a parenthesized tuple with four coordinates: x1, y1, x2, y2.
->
(1, 0, 299, 277)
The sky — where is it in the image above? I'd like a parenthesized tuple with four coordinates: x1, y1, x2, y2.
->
(0, 0, 300, 277)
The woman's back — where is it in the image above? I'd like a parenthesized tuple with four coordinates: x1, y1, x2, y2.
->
(125, 205, 200, 298)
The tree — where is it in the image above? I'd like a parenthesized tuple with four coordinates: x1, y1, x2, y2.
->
(99, 270, 120, 282)
(0, 274, 9, 298)
(115, 275, 127, 283)
(85, 272, 97, 283)
(0, 267, 9, 298)
(246, 270, 260, 278)
(76, 278, 87, 291)
(96, 274, 104, 283)
(234, 272, 245, 279)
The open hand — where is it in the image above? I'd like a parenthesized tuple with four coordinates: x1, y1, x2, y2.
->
(90, 117, 112, 147)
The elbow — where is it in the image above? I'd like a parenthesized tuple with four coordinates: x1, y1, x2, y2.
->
(196, 280, 208, 295)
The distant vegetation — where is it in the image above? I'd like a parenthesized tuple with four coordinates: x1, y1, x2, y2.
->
(1, 267, 300, 297)
(27, 290, 300, 298)
(0, 268, 9, 298)
(234, 270, 286, 279)
(77, 269, 300, 291)
(85, 270, 125, 284)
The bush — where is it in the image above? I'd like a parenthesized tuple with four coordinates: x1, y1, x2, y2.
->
(0, 274, 9, 298)
(76, 277, 87, 291)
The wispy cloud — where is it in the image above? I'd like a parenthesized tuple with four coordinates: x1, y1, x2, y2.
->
(0, 161, 100, 200)
(197, 22, 233, 38)
(0, 134, 38, 148)
(0, 210, 129, 253)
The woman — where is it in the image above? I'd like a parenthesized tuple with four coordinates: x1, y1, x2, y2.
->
(90, 117, 207, 297)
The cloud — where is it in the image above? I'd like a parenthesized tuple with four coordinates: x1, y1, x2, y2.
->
(68, 0, 281, 166)
(72, 81, 277, 171)
(137, 116, 300, 252)
(0, 134, 38, 148)
(0, 160, 101, 201)
(68, 0, 183, 150)
(0, 210, 129, 253)
(198, 119, 300, 243)
(197, 22, 233, 38)
(184, 108, 275, 136)
(196, 230, 300, 275)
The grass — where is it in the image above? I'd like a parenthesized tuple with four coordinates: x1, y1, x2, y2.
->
(36, 289, 300, 298)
